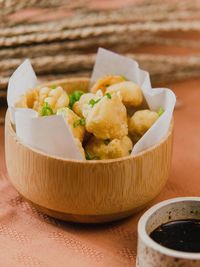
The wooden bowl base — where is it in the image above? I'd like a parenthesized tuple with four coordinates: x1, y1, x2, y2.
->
(30, 201, 146, 224)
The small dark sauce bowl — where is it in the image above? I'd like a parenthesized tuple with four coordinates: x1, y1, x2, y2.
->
(137, 197, 200, 267)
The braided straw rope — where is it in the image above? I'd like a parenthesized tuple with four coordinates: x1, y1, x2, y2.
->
(1, 34, 200, 60)
(1, 3, 200, 37)
(1, 0, 200, 17)
(0, 0, 200, 99)
(0, 0, 86, 15)
(1, 21, 200, 48)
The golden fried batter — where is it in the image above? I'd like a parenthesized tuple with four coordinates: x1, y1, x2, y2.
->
(85, 135, 133, 160)
(128, 109, 159, 137)
(106, 81, 143, 107)
(57, 107, 85, 142)
(86, 93, 128, 139)
(73, 90, 103, 118)
(15, 86, 69, 114)
(90, 75, 125, 94)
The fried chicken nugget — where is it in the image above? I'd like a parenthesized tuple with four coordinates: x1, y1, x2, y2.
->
(106, 81, 143, 107)
(73, 90, 103, 118)
(15, 86, 69, 115)
(85, 93, 128, 139)
(85, 135, 133, 160)
(15, 89, 39, 110)
(128, 109, 159, 137)
(57, 107, 85, 142)
(90, 75, 125, 94)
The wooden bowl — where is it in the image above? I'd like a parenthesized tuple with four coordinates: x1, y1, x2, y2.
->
(5, 78, 173, 223)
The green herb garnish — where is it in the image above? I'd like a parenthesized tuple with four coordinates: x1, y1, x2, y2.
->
(129, 150, 132, 154)
(85, 152, 100, 160)
(157, 107, 164, 117)
(89, 98, 101, 107)
(80, 118, 86, 126)
(105, 93, 111, 99)
(68, 90, 84, 109)
(40, 102, 54, 116)
(104, 139, 110, 145)
(73, 118, 86, 128)
(69, 94, 75, 109)
(50, 85, 57, 89)
(85, 152, 92, 160)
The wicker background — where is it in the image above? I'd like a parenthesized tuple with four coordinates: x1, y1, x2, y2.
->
(1, 0, 200, 123)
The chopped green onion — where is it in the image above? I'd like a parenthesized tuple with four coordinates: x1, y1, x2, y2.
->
(40, 102, 54, 116)
(129, 150, 132, 154)
(105, 93, 111, 99)
(68, 90, 84, 109)
(50, 85, 57, 89)
(105, 84, 110, 87)
(73, 121, 79, 128)
(104, 139, 110, 145)
(85, 152, 99, 160)
(89, 98, 101, 107)
(80, 118, 86, 126)
(89, 99, 95, 107)
(74, 91, 83, 100)
(85, 152, 92, 160)
(157, 107, 164, 117)
(73, 118, 86, 128)
(69, 94, 75, 109)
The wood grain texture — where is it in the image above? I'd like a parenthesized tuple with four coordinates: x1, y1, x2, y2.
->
(5, 78, 173, 223)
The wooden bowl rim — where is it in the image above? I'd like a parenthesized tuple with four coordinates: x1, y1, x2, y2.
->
(7, 77, 173, 164)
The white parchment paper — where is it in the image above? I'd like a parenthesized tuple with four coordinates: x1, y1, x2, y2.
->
(7, 60, 83, 160)
(91, 48, 176, 155)
(7, 48, 176, 159)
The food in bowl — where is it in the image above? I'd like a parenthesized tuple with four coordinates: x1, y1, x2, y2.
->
(5, 74, 174, 223)
(15, 75, 164, 160)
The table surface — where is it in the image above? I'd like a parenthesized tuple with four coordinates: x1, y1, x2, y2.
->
(0, 77, 200, 267)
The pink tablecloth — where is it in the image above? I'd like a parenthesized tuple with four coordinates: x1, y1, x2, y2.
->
(0, 179, 139, 267)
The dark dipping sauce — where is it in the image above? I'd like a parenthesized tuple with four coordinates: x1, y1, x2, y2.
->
(150, 219, 200, 253)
